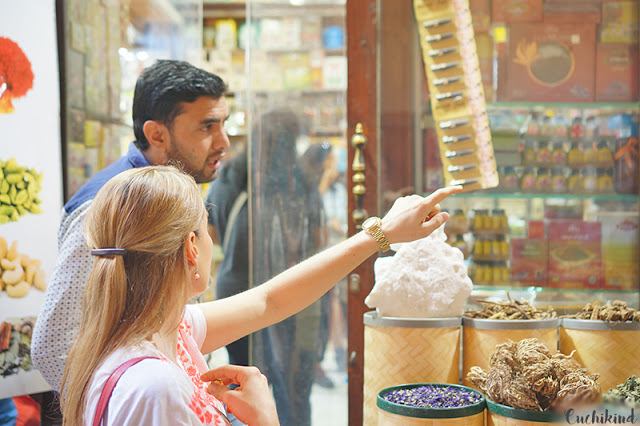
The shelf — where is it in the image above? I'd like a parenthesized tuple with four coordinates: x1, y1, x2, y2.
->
(451, 192, 639, 202)
(473, 286, 638, 294)
(487, 102, 640, 111)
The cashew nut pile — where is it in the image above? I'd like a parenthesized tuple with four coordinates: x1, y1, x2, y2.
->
(0, 157, 44, 223)
(0, 237, 46, 298)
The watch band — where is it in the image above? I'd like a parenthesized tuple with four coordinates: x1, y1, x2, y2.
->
(364, 217, 391, 252)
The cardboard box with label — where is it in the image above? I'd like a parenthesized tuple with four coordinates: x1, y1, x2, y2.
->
(596, 213, 639, 290)
(506, 22, 596, 102)
(511, 238, 547, 287)
(595, 43, 639, 102)
(548, 221, 601, 289)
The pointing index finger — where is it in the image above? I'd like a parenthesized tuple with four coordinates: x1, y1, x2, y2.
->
(424, 185, 463, 207)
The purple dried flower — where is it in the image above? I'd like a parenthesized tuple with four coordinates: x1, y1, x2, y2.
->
(382, 385, 482, 409)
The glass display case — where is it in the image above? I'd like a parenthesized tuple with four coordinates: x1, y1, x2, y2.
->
(60, 0, 202, 200)
(376, 0, 640, 313)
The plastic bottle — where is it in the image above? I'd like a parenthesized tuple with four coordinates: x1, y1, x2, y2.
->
(521, 140, 536, 166)
(568, 169, 583, 193)
(582, 168, 597, 194)
(536, 168, 552, 193)
(551, 142, 567, 166)
(597, 168, 614, 193)
(567, 142, 583, 168)
(521, 167, 537, 192)
(536, 141, 551, 165)
(597, 140, 614, 167)
(551, 168, 568, 193)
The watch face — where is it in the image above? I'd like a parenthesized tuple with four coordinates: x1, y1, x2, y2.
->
(363, 217, 376, 229)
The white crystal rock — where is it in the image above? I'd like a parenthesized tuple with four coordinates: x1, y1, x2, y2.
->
(364, 225, 472, 318)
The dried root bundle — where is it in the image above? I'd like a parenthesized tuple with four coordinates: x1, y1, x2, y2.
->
(467, 337, 600, 411)
(563, 300, 640, 322)
(465, 294, 557, 320)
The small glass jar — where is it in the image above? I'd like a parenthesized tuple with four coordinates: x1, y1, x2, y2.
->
(536, 167, 552, 193)
(551, 142, 567, 166)
(583, 143, 598, 166)
(535, 141, 551, 165)
(597, 140, 614, 167)
(521, 167, 537, 192)
(521, 140, 536, 165)
(582, 168, 597, 194)
(567, 142, 583, 168)
(551, 168, 567, 193)
(502, 166, 519, 191)
(568, 169, 583, 193)
(597, 168, 614, 193)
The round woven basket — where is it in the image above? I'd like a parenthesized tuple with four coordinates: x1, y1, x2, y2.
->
(486, 399, 564, 425)
(377, 383, 485, 425)
(462, 317, 559, 388)
(559, 319, 640, 393)
(363, 312, 462, 426)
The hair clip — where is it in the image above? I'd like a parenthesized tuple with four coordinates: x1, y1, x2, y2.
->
(442, 134, 472, 144)
(425, 33, 454, 43)
(427, 47, 457, 57)
(422, 18, 452, 28)
(91, 248, 127, 256)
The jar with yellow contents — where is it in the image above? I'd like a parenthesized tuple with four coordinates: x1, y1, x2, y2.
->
(568, 169, 582, 193)
(567, 142, 583, 168)
(596, 140, 614, 167)
(597, 168, 614, 193)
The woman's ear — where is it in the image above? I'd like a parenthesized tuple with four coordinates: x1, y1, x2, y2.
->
(185, 231, 199, 268)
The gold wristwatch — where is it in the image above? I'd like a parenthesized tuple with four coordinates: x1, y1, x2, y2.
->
(362, 216, 391, 252)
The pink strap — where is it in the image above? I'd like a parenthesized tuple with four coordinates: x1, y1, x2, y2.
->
(92, 356, 159, 426)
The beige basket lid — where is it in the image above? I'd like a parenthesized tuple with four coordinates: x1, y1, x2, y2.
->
(462, 317, 559, 330)
(561, 318, 640, 331)
(363, 311, 461, 328)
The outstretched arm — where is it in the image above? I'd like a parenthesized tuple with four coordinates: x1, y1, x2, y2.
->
(196, 186, 462, 354)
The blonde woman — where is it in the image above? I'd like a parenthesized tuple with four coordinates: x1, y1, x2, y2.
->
(60, 165, 461, 425)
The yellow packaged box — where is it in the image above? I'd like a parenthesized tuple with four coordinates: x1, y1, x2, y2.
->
(596, 212, 639, 290)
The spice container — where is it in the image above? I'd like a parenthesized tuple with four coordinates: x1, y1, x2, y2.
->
(567, 169, 582, 193)
(567, 142, 583, 168)
(550, 142, 566, 166)
(583, 143, 598, 166)
(550, 168, 567, 193)
(462, 317, 559, 388)
(452, 235, 468, 259)
(502, 166, 519, 191)
(535, 141, 551, 165)
(377, 383, 485, 425)
(450, 209, 468, 235)
(486, 398, 564, 426)
(521, 167, 537, 192)
(535, 168, 551, 193)
(363, 312, 462, 425)
(596, 140, 614, 167)
(521, 140, 536, 166)
(613, 136, 639, 194)
(596, 168, 614, 193)
(582, 168, 597, 194)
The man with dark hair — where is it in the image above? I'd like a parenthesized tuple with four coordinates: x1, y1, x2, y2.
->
(32, 60, 230, 393)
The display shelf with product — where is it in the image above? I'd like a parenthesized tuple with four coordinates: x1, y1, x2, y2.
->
(414, 1, 640, 310)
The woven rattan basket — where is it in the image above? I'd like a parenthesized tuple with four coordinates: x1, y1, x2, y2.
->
(377, 383, 485, 425)
(462, 317, 559, 388)
(486, 399, 564, 426)
(363, 312, 462, 426)
(559, 319, 640, 392)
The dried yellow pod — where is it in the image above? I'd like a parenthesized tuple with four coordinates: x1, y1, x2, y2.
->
(2, 263, 24, 285)
(6, 280, 30, 298)
(33, 268, 46, 291)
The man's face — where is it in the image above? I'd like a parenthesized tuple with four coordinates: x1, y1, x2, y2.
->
(165, 96, 230, 183)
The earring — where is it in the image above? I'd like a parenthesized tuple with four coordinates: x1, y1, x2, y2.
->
(194, 267, 200, 280)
